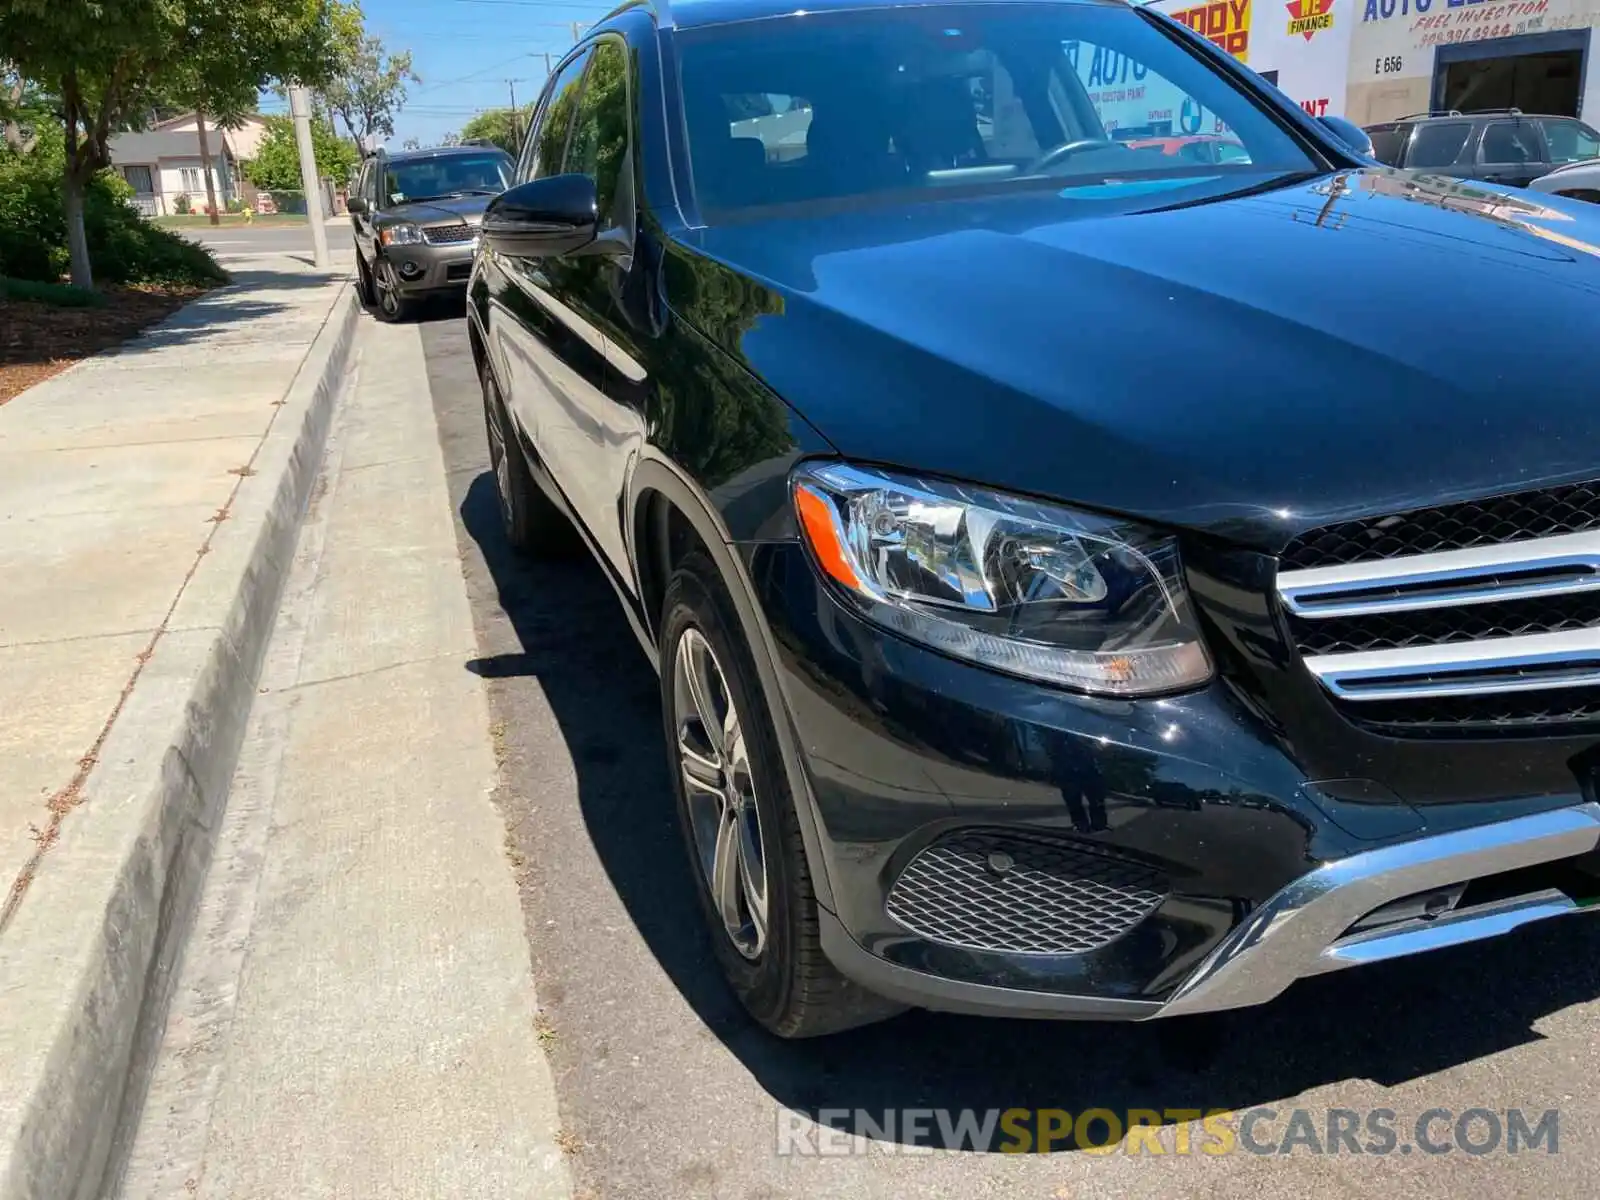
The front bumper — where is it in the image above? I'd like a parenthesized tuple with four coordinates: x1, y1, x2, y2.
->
(381, 240, 476, 293)
(744, 541, 1600, 1020)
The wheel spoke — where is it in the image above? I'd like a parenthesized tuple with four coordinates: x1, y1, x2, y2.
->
(710, 808, 744, 937)
(679, 748, 722, 793)
(682, 635, 725, 758)
(735, 811, 768, 953)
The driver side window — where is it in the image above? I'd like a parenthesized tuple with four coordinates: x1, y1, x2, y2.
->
(561, 38, 633, 232)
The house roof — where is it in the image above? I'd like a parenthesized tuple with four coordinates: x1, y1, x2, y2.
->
(108, 130, 233, 163)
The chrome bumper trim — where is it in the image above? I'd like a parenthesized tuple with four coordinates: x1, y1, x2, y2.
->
(1304, 626, 1600, 701)
(1156, 803, 1600, 1018)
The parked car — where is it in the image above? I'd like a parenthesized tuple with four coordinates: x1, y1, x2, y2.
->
(348, 144, 514, 321)
(1364, 109, 1600, 188)
(1529, 157, 1600, 204)
(471, 0, 1600, 1037)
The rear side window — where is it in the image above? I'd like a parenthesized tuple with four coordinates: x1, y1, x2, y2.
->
(1544, 119, 1600, 164)
(1479, 121, 1539, 164)
(1405, 122, 1471, 168)
(1367, 125, 1405, 166)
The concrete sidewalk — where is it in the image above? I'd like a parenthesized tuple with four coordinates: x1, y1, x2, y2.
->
(0, 260, 357, 1197)
(116, 321, 571, 1199)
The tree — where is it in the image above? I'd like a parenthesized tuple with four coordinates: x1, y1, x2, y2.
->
(1, 63, 55, 154)
(0, 1, 346, 287)
(246, 114, 358, 192)
(317, 24, 418, 149)
(460, 105, 532, 155)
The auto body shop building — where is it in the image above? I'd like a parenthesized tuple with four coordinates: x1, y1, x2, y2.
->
(1148, 0, 1600, 126)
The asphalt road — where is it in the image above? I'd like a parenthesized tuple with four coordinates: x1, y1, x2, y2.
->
(173, 221, 349, 257)
(417, 310, 1600, 1199)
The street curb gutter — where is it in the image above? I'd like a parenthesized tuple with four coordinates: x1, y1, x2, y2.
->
(0, 286, 361, 1200)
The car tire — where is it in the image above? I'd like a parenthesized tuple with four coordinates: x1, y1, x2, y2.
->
(659, 553, 905, 1038)
(481, 360, 575, 555)
(354, 250, 377, 308)
(371, 256, 415, 323)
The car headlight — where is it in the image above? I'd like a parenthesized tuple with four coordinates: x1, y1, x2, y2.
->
(380, 223, 424, 246)
(791, 463, 1212, 697)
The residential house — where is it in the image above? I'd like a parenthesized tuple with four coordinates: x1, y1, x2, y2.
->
(107, 128, 241, 217)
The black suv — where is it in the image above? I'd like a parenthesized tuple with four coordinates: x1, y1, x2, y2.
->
(1365, 109, 1600, 188)
(348, 144, 513, 320)
(470, 0, 1600, 1036)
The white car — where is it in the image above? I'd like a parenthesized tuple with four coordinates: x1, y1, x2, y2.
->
(1529, 158, 1600, 204)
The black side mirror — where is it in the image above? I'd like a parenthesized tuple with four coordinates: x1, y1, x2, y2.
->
(482, 173, 600, 257)
(346, 196, 367, 215)
(1319, 116, 1376, 160)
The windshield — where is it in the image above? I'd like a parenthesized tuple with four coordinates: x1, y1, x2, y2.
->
(383, 152, 514, 204)
(676, 3, 1319, 218)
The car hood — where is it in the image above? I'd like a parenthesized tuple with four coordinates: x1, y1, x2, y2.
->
(678, 169, 1600, 552)
(381, 194, 494, 224)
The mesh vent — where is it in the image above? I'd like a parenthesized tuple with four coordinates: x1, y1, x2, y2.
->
(1282, 480, 1600, 570)
(1350, 687, 1600, 738)
(1292, 596, 1600, 657)
(885, 830, 1166, 956)
(422, 222, 476, 245)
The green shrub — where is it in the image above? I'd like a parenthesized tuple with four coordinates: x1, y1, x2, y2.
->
(172, 192, 192, 214)
(226, 196, 244, 213)
(0, 275, 105, 306)
(0, 226, 57, 282)
(0, 141, 228, 289)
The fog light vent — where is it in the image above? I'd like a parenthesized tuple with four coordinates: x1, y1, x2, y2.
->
(886, 830, 1168, 956)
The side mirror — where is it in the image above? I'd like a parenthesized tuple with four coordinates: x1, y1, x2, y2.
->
(482, 173, 599, 257)
(1319, 115, 1376, 160)
(346, 196, 367, 215)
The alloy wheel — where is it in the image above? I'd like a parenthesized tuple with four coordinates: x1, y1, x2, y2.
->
(375, 259, 400, 317)
(673, 627, 769, 960)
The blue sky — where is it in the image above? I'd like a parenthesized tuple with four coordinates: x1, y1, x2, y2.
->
(263, 0, 619, 147)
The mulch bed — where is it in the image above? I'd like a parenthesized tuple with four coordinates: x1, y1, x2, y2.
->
(0, 284, 210, 406)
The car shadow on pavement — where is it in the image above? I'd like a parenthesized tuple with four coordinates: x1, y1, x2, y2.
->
(455, 462, 1600, 1152)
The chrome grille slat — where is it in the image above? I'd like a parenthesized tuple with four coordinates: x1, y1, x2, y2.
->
(1279, 485, 1600, 734)
(1278, 529, 1600, 619)
(422, 222, 475, 245)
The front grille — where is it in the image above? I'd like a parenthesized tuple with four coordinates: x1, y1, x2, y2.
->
(422, 222, 475, 245)
(1279, 483, 1600, 737)
(1282, 479, 1600, 570)
(885, 830, 1167, 956)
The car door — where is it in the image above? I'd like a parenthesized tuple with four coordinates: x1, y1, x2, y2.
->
(353, 159, 380, 263)
(486, 48, 610, 536)
(539, 34, 646, 582)
(1476, 120, 1546, 188)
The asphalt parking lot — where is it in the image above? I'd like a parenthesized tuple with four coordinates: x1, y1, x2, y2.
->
(413, 305, 1600, 1199)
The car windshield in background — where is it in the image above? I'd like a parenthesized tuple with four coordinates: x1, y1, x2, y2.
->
(676, 3, 1318, 218)
(384, 153, 513, 204)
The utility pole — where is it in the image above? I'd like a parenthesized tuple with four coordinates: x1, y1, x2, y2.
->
(287, 85, 331, 270)
(542, 51, 552, 76)
(571, 20, 582, 42)
(508, 79, 522, 154)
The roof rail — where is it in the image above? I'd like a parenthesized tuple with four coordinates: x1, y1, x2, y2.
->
(1463, 107, 1525, 116)
(1396, 110, 1464, 120)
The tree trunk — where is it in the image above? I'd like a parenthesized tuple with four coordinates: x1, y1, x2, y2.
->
(63, 166, 93, 290)
(195, 109, 221, 226)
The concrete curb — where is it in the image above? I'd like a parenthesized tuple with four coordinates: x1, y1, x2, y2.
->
(0, 286, 361, 1200)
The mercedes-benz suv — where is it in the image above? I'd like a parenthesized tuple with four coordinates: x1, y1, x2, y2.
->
(468, 0, 1600, 1036)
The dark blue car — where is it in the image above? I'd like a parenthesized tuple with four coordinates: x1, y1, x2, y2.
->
(469, 0, 1600, 1036)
